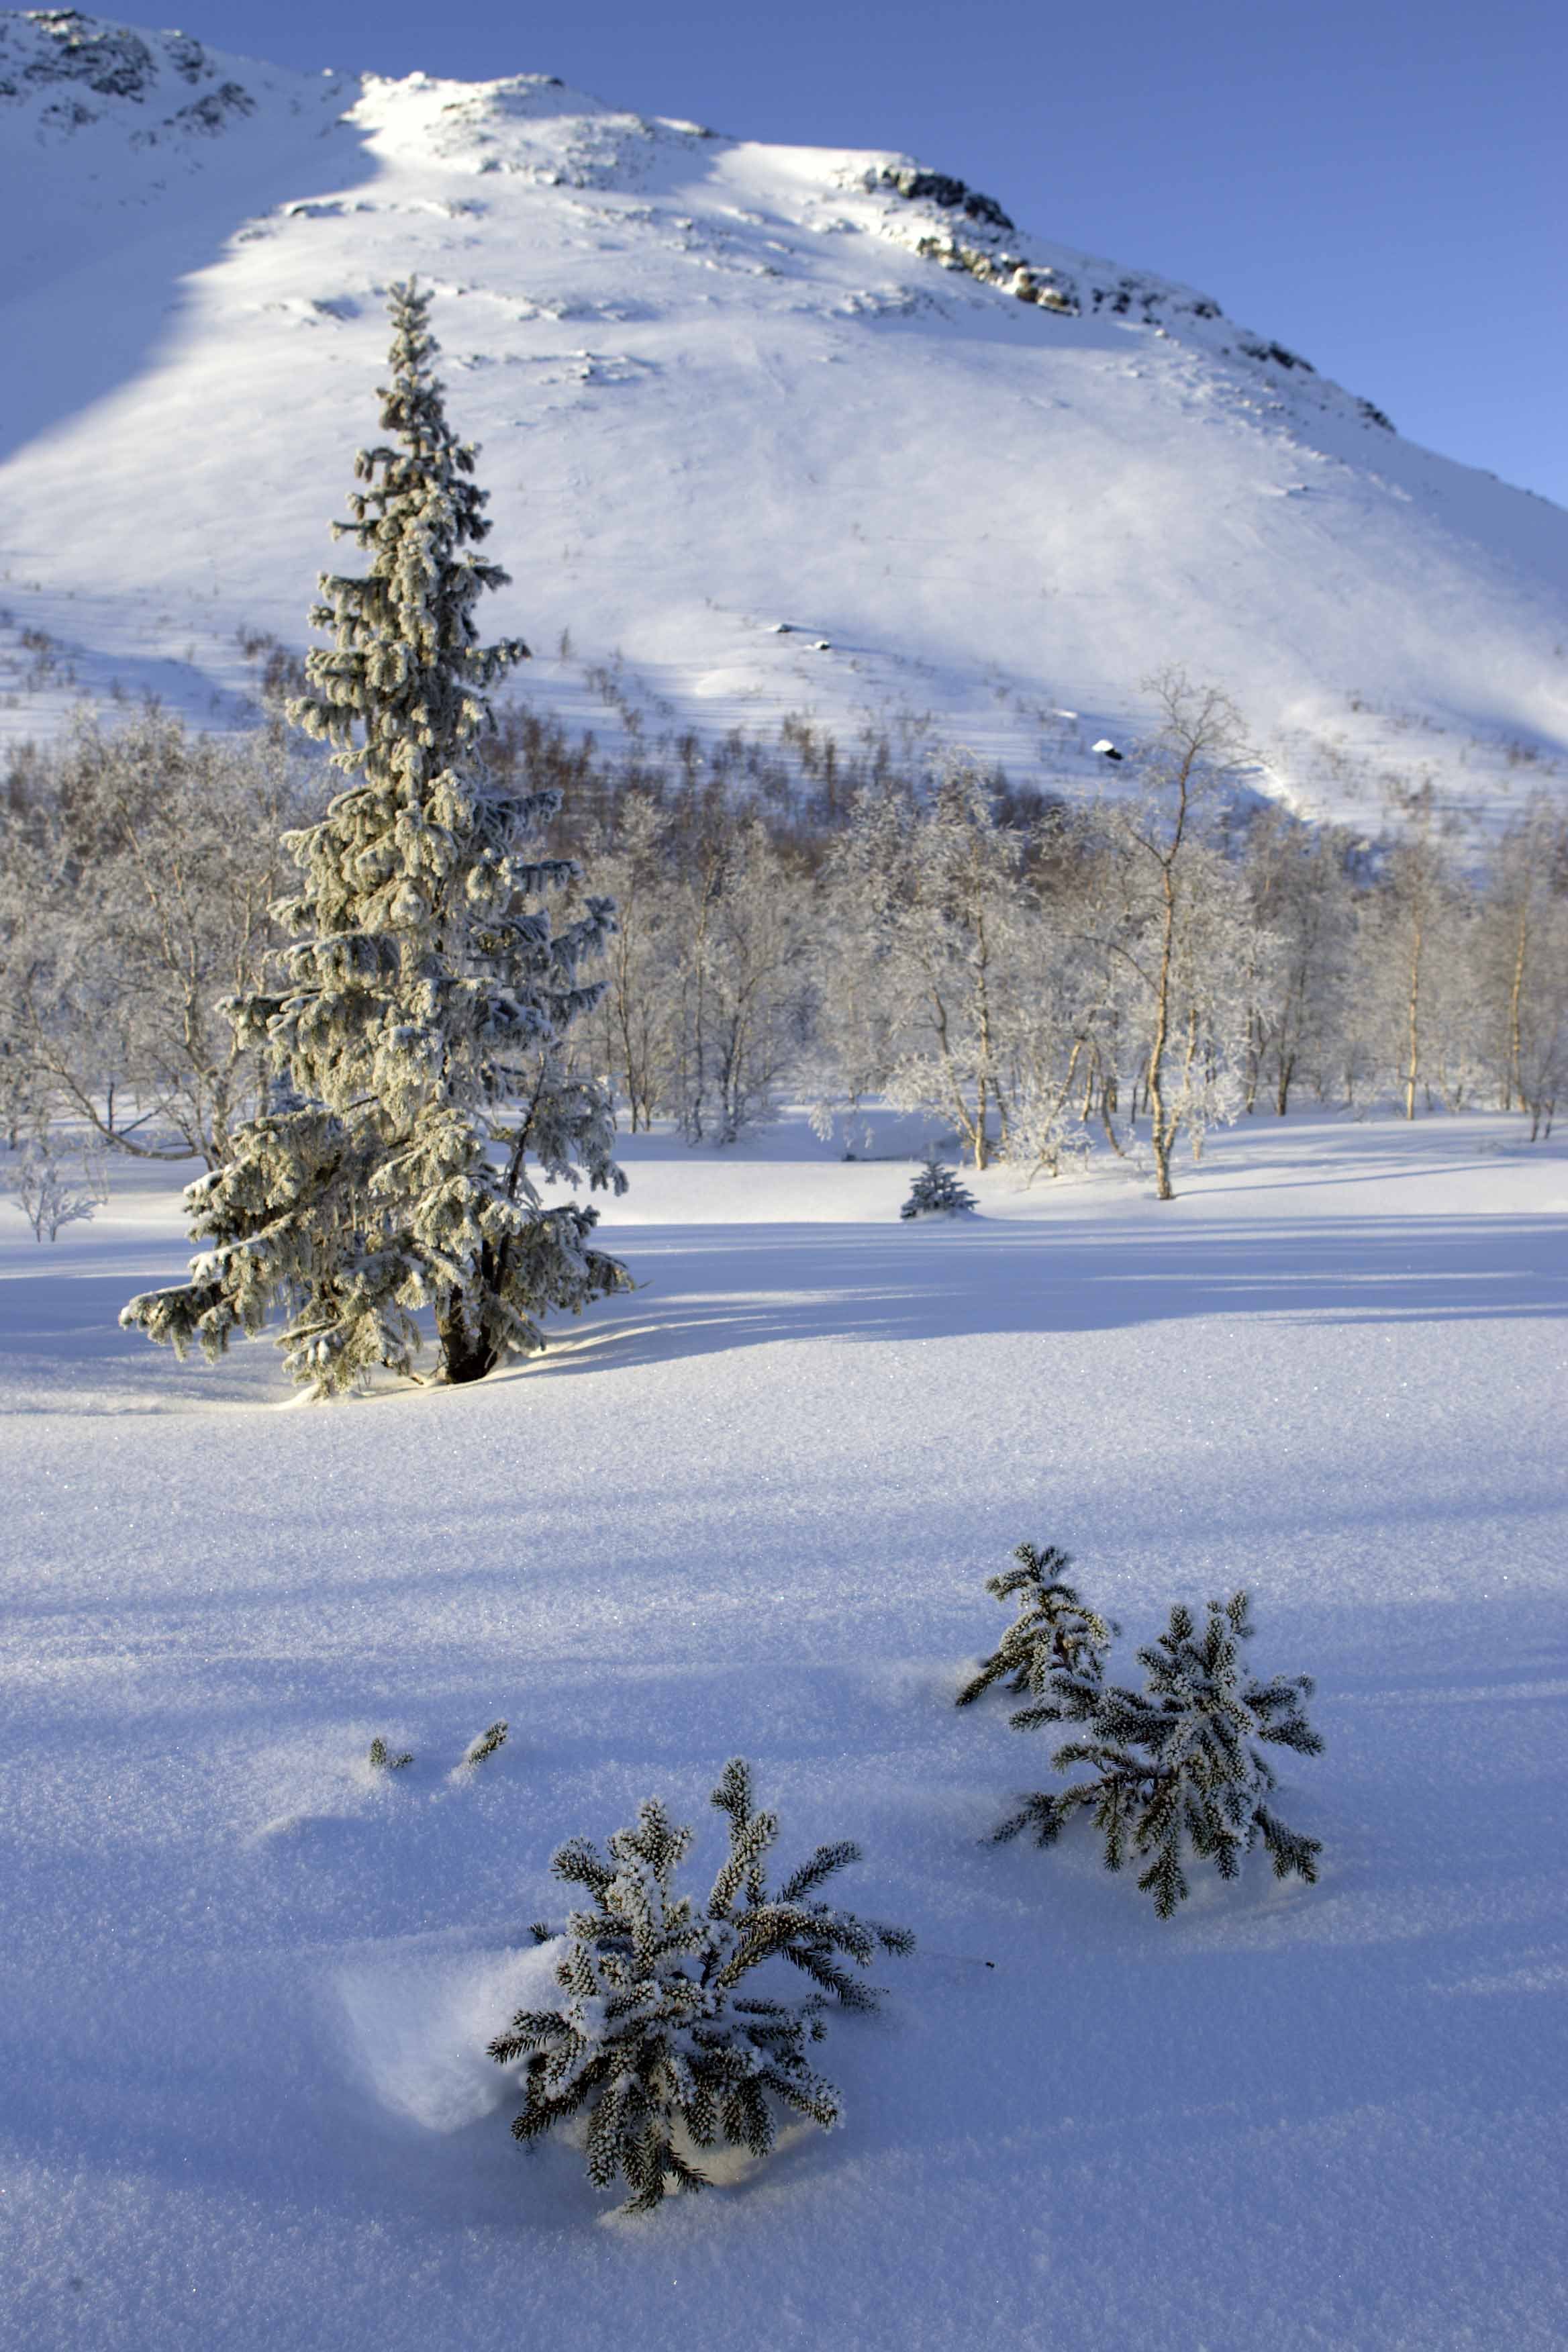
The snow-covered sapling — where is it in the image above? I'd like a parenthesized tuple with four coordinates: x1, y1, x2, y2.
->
(899, 1155, 977, 1220)
(462, 1720, 507, 1767)
(995, 1590, 1324, 1917)
(956, 1542, 1116, 1727)
(368, 1736, 413, 1770)
(488, 1758, 913, 2213)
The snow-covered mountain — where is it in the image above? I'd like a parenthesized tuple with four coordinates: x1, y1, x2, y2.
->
(3, 7, 1566, 821)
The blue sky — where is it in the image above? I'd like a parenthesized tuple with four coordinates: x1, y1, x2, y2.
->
(181, 0, 1565, 504)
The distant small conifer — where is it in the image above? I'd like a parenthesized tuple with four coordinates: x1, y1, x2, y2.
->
(899, 1155, 977, 1219)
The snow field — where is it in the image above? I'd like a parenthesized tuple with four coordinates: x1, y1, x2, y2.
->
(1, 1110, 1565, 2347)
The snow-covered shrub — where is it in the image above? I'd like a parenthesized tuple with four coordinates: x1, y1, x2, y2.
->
(3, 1136, 107, 1242)
(899, 1155, 977, 1219)
(487, 1758, 913, 2212)
(956, 1541, 1116, 1724)
(994, 1590, 1324, 1917)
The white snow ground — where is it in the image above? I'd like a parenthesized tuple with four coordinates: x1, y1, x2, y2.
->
(1, 1110, 1565, 2349)
(2, 11, 1567, 820)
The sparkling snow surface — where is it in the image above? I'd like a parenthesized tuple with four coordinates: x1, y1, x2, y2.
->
(1, 17, 1567, 815)
(1, 1112, 1565, 2349)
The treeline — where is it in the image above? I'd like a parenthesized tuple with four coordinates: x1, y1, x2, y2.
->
(0, 707, 314, 1167)
(513, 671, 1568, 1187)
(2, 675, 1565, 1189)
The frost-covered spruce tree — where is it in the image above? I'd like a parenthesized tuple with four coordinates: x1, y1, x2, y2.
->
(488, 1758, 913, 2213)
(899, 1154, 977, 1219)
(956, 1541, 1116, 1725)
(995, 1590, 1324, 1916)
(122, 283, 629, 1393)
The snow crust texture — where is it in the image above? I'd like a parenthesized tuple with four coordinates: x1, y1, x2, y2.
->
(1, 11, 1566, 818)
(1, 1111, 1565, 2347)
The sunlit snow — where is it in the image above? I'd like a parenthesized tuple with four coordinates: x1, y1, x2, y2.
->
(1, 12, 1565, 818)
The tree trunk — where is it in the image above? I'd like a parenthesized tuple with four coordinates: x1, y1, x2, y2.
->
(437, 1291, 497, 1385)
(1506, 903, 1529, 1114)
(1244, 1008, 1263, 1112)
(1404, 908, 1424, 1121)
(1148, 869, 1177, 1200)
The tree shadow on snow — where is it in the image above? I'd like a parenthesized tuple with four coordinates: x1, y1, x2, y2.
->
(535, 1211, 1568, 1379)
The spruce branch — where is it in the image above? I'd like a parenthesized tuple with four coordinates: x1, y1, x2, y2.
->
(462, 1720, 508, 1767)
(957, 1541, 1117, 1720)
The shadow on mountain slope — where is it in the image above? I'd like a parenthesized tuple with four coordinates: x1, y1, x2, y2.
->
(0, 112, 379, 469)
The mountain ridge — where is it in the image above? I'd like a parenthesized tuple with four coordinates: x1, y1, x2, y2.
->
(2, 7, 1565, 823)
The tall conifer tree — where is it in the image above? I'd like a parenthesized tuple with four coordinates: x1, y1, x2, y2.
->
(124, 282, 629, 1393)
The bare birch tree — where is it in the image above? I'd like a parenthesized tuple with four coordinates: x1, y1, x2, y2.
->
(1095, 675, 1250, 1199)
(0, 708, 315, 1165)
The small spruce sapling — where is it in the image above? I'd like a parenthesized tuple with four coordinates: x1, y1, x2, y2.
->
(957, 1542, 1116, 1726)
(899, 1155, 977, 1220)
(995, 1590, 1324, 1916)
(368, 1736, 413, 1770)
(488, 1758, 913, 2213)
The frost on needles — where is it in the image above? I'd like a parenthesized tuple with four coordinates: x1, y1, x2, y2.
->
(488, 1759, 913, 2214)
(121, 282, 630, 1394)
(956, 1542, 1117, 1724)
(995, 1588, 1324, 1916)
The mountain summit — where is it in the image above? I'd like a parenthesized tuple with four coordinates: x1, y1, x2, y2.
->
(2, 8, 1565, 816)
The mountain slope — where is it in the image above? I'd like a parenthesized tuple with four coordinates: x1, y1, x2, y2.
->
(2, 9, 1565, 820)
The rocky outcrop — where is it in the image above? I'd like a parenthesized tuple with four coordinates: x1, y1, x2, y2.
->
(873, 163, 1014, 233)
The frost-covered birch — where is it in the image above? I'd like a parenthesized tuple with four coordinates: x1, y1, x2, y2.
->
(0, 710, 312, 1166)
(1092, 676, 1251, 1196)
(1476, 797, 1568, 1132)
(824, 777, 1027, 1169)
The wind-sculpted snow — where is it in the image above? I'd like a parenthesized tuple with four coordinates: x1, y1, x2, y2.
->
(404, 69, 715, 189)
(0, 9, 1565, 818)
